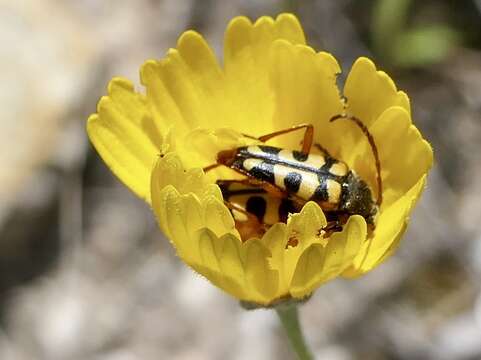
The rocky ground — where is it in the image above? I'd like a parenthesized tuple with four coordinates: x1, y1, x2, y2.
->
(1, 1, 481, 359)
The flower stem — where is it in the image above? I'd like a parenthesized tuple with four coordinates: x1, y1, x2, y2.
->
(275, 304, 314, 360)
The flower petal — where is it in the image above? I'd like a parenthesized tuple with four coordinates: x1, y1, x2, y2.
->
(203, 195, 237, 238)
(349, 106, 433, 207)
(87, 78, 158, 202)
(150, 153, 280, 302)
(268, 39, 344, 150)
(244, 239, 279, 302)
(344, 57, 411, 126)
(223, 14, 306, 136)
(290, 215, 366, 298)
(196, 229, 246, 300)
(263, 223, 289, 291)
(195, 230, 278, 304)
(140, 32, 232, 171)
(289, 244, 326, 298)
(327, 57, 412, 165)
(218, 233, 246, 293)
(150, 152, 238, 244)
(343, 175, 427, 277)
(371, 107, 432, 206)
(151, 152, 219, 199)
(266, 202, 327, 295)
(141, 31, 224, 132)
(225, 13, 305, 68)
(286, 202, 327, 243)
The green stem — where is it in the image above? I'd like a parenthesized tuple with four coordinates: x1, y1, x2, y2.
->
(275, 304, 314, 360)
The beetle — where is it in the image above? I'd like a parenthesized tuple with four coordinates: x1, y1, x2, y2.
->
(204, 115, 382, 232)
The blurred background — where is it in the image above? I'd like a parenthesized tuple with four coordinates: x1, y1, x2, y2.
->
(1, 0, 481, 359)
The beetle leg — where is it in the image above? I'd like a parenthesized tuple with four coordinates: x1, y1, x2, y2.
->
(216, 179, 266, 197)
(318, 220, 344, 238)
(323, 220, 343, 232)
(216, 178, 259, 187)
(203, 163, 222, 173)
(223, 201, 260, 223)
(242, 124, 314, 155)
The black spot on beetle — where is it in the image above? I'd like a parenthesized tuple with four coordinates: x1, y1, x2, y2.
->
(279, 199, 298, 222)
(248, 161, 275, 183)
(258, 145, 281, 155)
(311, 180, 329, 202)
(292, 150, 308, 162)
(284, 172, 302, 193)
(246, 196, 267, 221)
(320, 156, 336, 172)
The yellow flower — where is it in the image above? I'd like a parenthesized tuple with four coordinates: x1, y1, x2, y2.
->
(87, 14, 433, 306)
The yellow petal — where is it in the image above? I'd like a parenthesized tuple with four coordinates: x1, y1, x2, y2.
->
(343, 175, 427, 277)
(355, 106, 433, 207)
(286, 202, 327, 243)
(217, 233, 246, 296)
(289, 244, 326, 298)
(370, 107, 433, 206)
(150, 152, 239, 239)
(320, 215, 366, 279)
(275, 13, 307, 44)
(184, 127, 250, 174)
(141, 31, 224, 132)
(151, 152, 268, 301)
(290, 215, 366, 298)
(140, 59, 185, 135)
(202, 195, 237, 237)
(244, 239, 279, 303)
(195, 230, 278, 304)
(223, 14, 306, 136)
(262, 223, 290, 292)
(196, 229, 245, 300)
(159, 186, 189, 250)
(87, 78, 159, 202)
(152, 192, 277, 304)
(276, 202, 327, 294)
(328, 57, 412, 164)
(225, 14, 305, 68)
(151, 152, 219, 200)
(344, 57, 411, 126)
(198, 228, 221, 273)
(268, 40, 344, 150)
(140, 32, 230, 171)
(176, 30, 224, 88)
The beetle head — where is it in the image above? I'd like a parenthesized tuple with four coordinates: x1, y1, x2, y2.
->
(340, 171, 378, 225)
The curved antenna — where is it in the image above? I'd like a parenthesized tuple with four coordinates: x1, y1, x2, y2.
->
(330, 114, 383, 206)
(242, 124, 314, 155)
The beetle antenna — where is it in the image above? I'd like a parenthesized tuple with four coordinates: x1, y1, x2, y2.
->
(330, 114, 383, 206)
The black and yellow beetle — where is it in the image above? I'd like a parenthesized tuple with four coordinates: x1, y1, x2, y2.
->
(204, 115, 382, 236)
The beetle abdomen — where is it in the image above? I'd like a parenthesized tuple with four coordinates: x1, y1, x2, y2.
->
(232, 145, 348, 209)
(219, 182, 299, 225)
